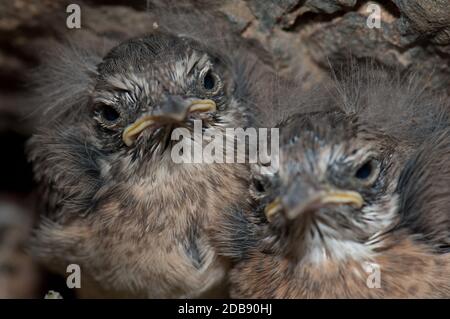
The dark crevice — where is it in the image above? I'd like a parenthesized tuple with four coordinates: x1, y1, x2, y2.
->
(283, 10, 344, 31)
(0, 131, 33, 193)
(354, 0, 401, 18)
(39, 270, 77, 299)
(282, 0, 401, 32)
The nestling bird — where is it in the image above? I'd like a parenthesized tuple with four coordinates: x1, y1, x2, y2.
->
(26, 28, 274, 298)
(213, 66, 450, 298)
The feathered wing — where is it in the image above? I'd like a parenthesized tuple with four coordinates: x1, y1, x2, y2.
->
(27, 125, 103, 222)
(210, 204, 263, 261)
(396, 127, 450, 252)
(26, 29, 112, 222)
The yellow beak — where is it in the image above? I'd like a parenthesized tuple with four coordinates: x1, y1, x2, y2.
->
(318, 190, 364, 207)
(122, 99, 216, 147)
(188, 99, 217, 113)
(265, 190, 364, 221)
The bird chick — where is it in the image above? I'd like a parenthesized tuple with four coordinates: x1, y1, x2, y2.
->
(27, 31, 270, 298)
(214, 66, 450, 298)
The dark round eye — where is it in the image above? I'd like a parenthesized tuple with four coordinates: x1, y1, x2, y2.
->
(99, 105, 120, 122)
(203, 70, 216, 90)
(253, 178, 266, 193)
(355, 160, 374, 180)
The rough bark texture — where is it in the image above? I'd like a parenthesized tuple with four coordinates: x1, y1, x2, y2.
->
(1, 0, 449, 130)
(0, 0, 448, 298)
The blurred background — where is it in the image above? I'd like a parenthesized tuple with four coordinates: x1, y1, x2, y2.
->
(0, 0, 449, 298)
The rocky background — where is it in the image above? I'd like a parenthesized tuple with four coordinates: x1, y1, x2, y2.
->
(0, 0, 449, 298)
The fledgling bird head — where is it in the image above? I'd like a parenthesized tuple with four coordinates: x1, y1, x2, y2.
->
(258, 111, 401, 260)
(88, 33, 248, 175)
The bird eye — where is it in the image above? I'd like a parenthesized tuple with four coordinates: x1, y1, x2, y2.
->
(201, 70, 218, 92)
(252, 174, 273, 194)
(355, 161, 372, 179)
(253, 178, 266, 193)
(98, 105, 120, 122)
(354, 159, 379, 184)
